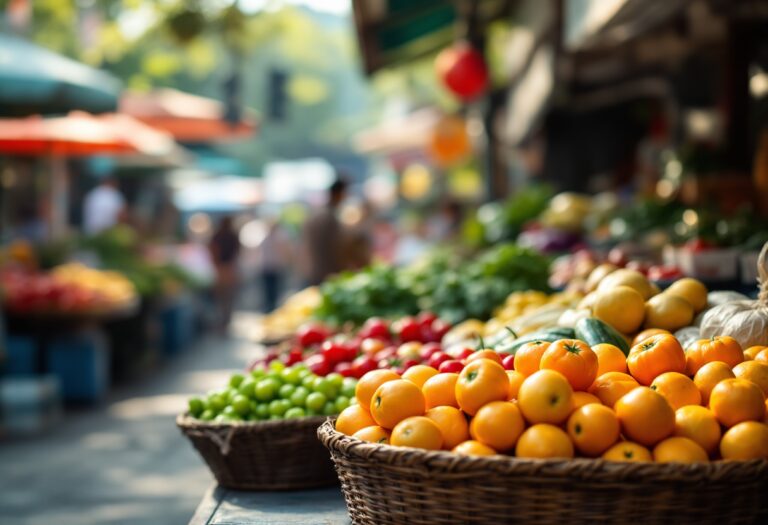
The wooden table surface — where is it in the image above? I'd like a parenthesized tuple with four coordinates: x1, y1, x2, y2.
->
(189, 485, 351, 525)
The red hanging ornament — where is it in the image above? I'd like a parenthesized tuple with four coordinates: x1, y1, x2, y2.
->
(435, 42, 488, 101)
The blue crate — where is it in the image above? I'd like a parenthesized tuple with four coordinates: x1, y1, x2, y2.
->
(0, 375, 62, 436)
(160, 301, 194, 356)
(3, 336, 38, 376)
(46, 330, 109, 403)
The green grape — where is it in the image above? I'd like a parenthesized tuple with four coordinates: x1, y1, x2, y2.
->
(340, 378, 357, 398)
(335, 395, 350, 413)
(229, 373, 245, 389)
(232, 395, 251, 416)
(305, 392, 327, 412)
(314, 377, 339, 399)
(188, 397, 204, 417)
(269, 399, 290, 417)
(199, 409, 215, 421)
(255, 378, 280, 401)
(281, 367, 303, 385)
(326, 373, 344, 388)
(301, 375, 318, 390)
(255, 403, 270, 420)
(207, 394, 227, 413)
(278, 384, 296, 399)
(269, 360, 286, 372)
(322, 401, 337, 416)
(284, 407, 306, 419)
(238, 379, 256, 398)
(290, 386, 310, 407)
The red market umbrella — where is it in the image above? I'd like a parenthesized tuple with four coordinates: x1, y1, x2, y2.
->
(0, 112, 178, 236)
(120, 88, 256, 143)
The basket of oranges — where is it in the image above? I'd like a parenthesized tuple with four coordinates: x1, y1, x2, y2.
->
(319, 335, 768, 524)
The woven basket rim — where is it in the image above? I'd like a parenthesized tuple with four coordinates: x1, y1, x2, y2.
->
(318, 419, 768, 482)
(176, 413, 330, 430)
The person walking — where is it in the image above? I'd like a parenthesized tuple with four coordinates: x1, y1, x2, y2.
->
(208, 216, 241, 332)
(83, 177, 125, 235)
(302, 177, 348, 286)
(258, 219, 292, 312)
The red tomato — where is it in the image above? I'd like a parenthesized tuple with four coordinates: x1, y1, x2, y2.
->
(374, 346, 398, 362)
(394, 316, 423, 343)
(297, 323, 330, 347)
(321, 340, 348, 365)
(430, 319, 451, 341)
(305, 354, 331, 376)
(351, 355, 377, 378)
(456, 348, 474, 361)
(439, 359, 464, 373)
(359, 318, 391, 341)
(285, 348, 303, 366)
(501, 354, 515, 371)
(419, 342, 442, 361)
(402, 359, 420, 371)
(427, 351, 451, 369)
(417, 312, 438, 328)
(334, 361, 356, 377)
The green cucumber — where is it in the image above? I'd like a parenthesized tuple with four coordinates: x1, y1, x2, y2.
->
(500, 327, 576, 355)
(575, 317, 630, 355)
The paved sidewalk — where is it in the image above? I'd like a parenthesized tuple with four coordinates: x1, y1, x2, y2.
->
(0, 328, 261, 525)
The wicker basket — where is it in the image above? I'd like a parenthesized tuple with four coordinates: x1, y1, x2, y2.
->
(318, 420, 768, 525)
(177, 414, 337, 490)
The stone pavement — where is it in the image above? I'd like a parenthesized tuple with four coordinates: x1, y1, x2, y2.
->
(0, 320, 262, 525)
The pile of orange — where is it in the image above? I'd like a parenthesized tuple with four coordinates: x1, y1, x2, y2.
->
(335, 334, 768, 462)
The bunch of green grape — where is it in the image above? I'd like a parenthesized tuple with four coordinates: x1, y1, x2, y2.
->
(187, 361, 357, 422)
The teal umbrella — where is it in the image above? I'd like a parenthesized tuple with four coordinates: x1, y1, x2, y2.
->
(0, 34, 121, 117)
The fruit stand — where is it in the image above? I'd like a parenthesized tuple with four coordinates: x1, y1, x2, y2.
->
(178, 236, 768, 524)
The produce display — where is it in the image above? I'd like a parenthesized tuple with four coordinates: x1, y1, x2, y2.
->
(254, 287, 321, 343)
(336, 330, 768, 461)
(316, 243, 550, 325)
(0, 263, 137, 314)
(254, 313, 453, 378)
(187, 361, 358, 422)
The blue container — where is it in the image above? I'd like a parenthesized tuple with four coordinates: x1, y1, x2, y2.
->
(4, 336, 38, 376)
(46, 330, 109, 403)
(160, 301, 194, 356)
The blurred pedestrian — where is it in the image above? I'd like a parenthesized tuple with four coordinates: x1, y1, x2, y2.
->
(342, 200, 373, 271)
(258, 219, 292, 312)
(209, 216, 241, 332)
(302, 177, 348, 285)
(83, 176, 125, 235)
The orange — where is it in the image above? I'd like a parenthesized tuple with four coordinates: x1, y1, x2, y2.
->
(517, 369, 574, 424)
(602, 441, 652, 462)
(464, 349, 503, 365)
(513, 340, 550, 377)
(566, 404, 620, 457)
(573, 391, 602, 409)
(390, 416, 443, 450)
(539, 339, 599, 391)
(506, 370, 525, 401)
(685, 336, 743, 376)
(632, 328, 670, 347)
(650, 372, 701, 410)
(425, 406, 469, 450)
(422, 373, 459, 409)
(515, 424, 574, 459)
(336, 404, 377, 436)
(653, 436, 708, 463)
(709, 378, 765, 428)
(593, 343, 628, 376)
(352, 425, 391, 444)
(673, 405, 721, 455)
(588, 372, 640, 408)
(626, 334, 686, 386)
(469, 401, 525, 452)
(732, 361, 768, 397)
(370, 379, 426, 429)
(355, 369, 400, 410)
(744, 346, 767, 361)
(614, 387, 675, 446)
(455, 358, 510, 416)
(719, 421, 768, 460)
(452, 440, 497, 456)
(693, 361, 735, 405)
(754, 348, 768, 363)
(401, 365, 439, 389)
